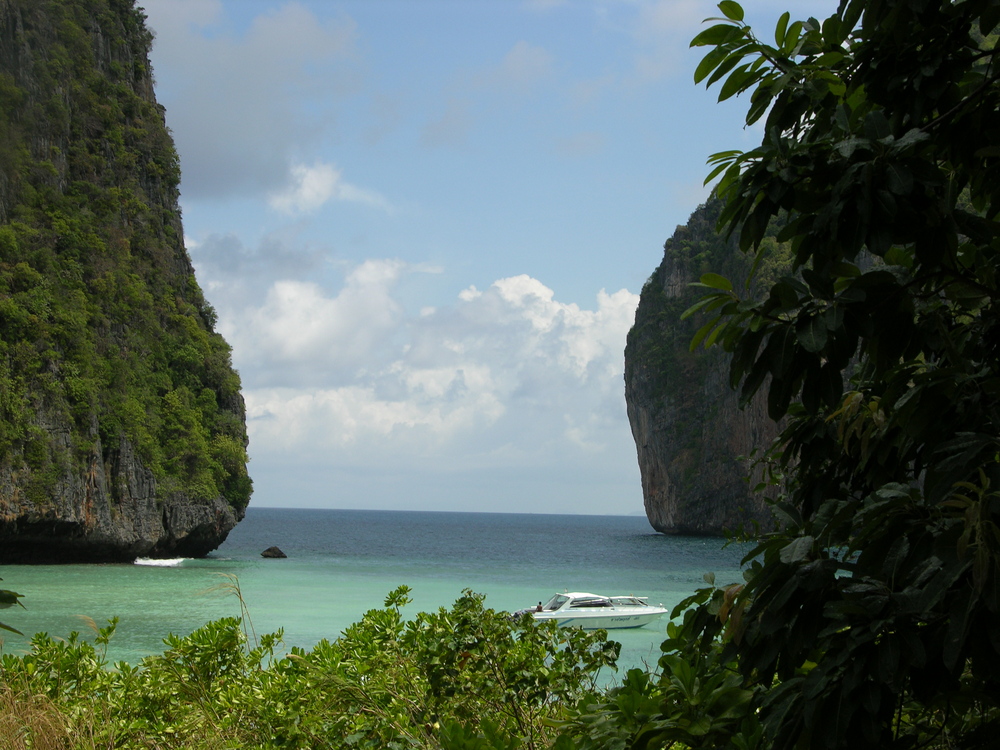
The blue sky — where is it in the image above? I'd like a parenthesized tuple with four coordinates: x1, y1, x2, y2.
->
(139, 0, 831, 516)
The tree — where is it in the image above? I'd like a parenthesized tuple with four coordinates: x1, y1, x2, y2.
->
(680, 0, 1000, 747)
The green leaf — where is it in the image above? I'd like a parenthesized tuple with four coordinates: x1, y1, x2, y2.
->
(0, 588, 24, 609)
(892, 127, 928, 150)
(841, 0, 864, 33)
(694, 44, 732, 84)
(768, 325, 797, 375)
(682, 293, 735, 321)
(746, 84, 776, 126)
(707, 148, 744, 165)
(699, 272, 733, 291)
(814, 71, 846, 97)
(774, 11, 790, 47)
(835, 136, 868, 158)
(821, 15, 845, 46)
(718, 1, 744, 22)
(704, 157, 735, 186)
(864, 110, 891, 141)
(706, 45, 751, 88)
(779, 536, 814, 564)
(718, 63, 755, 102)
(814, 51, 844, 68)
(691, 315, 723, 350)
(780, 21, 803, 54)
(705, 319, 727, 348)
(885, 164, 913, 195)
(690, 23, 743, 48)
(831, 261, 861, 278)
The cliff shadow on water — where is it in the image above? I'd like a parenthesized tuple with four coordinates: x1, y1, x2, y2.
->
(0, 0, 250, 562)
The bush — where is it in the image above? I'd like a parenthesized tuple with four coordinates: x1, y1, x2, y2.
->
(0, 587, 619, 750)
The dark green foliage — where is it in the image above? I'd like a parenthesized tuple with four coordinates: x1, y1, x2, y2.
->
(0, 587, 618, 749)
(0, 0, 250, 510)
(676, 0, 1000, 747)
(559, 575, 763, 750)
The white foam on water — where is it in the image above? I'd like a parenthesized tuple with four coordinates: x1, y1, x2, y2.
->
(133, 557, 186, 567)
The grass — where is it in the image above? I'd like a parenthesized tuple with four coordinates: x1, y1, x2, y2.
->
(0, 685, 71, 750)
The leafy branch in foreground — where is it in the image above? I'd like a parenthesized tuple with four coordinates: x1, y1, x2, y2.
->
(673, 0, 1000, 747)
(557, 573, 763, 750)
(0, 579, 25, 635)
(0, 586, 619, 749)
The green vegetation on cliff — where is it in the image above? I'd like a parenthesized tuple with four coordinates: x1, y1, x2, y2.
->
(628, 198, 791, 409)
(0, 0, 250, 510)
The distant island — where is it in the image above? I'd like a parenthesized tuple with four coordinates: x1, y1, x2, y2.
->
(0, 0, 250, 562)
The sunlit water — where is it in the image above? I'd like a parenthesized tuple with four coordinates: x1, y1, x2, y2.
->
(0, 508, 748, 681)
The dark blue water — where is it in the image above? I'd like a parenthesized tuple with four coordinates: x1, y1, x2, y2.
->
(221, 508, 744, 579)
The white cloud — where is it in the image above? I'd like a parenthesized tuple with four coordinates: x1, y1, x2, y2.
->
(206, 259, 640, 472)
(268, 163, 337, 214)
(458, 285, 482, 302)
(268, 162, 390, 214)
(220, 259, 405, 387)
(246, 381, 504, 454)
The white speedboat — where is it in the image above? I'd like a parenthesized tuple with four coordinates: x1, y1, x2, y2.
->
(521, 592, 668, 630)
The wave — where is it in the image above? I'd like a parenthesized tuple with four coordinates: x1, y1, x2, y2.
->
(133, 557, 187, 567)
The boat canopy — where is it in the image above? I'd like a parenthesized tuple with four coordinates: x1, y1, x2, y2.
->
(542, 593, 620, 610)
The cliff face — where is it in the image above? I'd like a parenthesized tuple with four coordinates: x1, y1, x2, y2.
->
(624, 200, 783, 535)
(0, 0, 251, 562)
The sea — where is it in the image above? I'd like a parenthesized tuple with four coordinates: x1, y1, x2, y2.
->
(0, 507, 749, 681)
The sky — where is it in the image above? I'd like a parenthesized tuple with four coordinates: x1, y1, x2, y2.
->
(138, 0, 832, 517)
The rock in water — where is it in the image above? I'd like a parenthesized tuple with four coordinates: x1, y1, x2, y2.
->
(0, 0, 251, 562)
(261, 546, 287, 559)
(624, 199, 781, 536)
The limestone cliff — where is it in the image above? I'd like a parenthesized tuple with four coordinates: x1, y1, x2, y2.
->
(0, 0, 250, 562)
(625, 199, 784, 535)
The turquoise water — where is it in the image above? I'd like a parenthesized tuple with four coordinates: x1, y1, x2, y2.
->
(0, 508, 748, 678)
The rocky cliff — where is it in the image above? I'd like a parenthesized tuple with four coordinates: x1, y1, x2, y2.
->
(0, 0, 250, 562)
(625, 199, 785, 535)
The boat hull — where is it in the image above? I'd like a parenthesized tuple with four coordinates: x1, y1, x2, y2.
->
(524, 592, 668, 630)
(533, 611, 664, 630)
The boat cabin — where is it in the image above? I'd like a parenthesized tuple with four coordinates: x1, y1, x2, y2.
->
(541, 593, 616, 611)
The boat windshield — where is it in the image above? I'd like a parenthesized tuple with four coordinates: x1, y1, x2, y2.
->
(610, 596, 646, 607)
(542, 594, 569, 611)
(570, 597, 612, 608)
